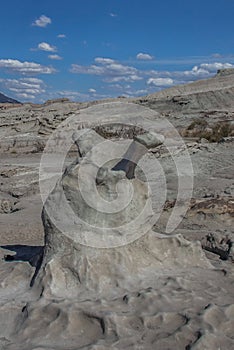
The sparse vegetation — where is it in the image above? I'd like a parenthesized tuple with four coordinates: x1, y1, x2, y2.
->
(187, 118, 208, 130)
(95, 124, 145, 139)
(183, 119, 234, 142)
(204, 121, 233, 142)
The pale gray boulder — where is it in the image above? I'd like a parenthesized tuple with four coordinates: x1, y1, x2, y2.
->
(134, 131, 164, 149)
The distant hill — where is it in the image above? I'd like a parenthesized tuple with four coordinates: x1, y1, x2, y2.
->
(133, 68, 234, 113)
(0, 92, 20, 104)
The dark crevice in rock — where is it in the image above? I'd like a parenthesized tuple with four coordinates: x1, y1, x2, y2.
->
(1, 244, 44, 286)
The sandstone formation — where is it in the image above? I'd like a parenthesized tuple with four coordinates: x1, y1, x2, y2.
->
(0, 69, 234, 156)
(39, 128, 210, 300)
(0, 70, 233, 349)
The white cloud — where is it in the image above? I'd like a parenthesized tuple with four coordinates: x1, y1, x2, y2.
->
(57, 34, 66, 38)
(212, 53, 222, 58)
(175, 66, 211, 80)
(56, 90, 104, 101)
(144, 61, 234, 89)
(71, 57, 142, 83)
(38, 42, 57, 52)
(200, 62, 234, 72)
(168, 62, 234, 82)
(0, 77, 46, 100)
(71, 64, 104, 75)
(89, 88, 96, 93)
(0, 59, 55, 75)
(147, 77, 174, 87)
(32, 15, 51, 28)
(95, 57, 115, 64)
(125, 89, 149, 97)
(110, 13, 117, 17)
(48, 89, 109, 102)
(21, 77, 43, 83)
(57, 90, 89, 100)
(48, 54, 62, 60)
(106, 75, 142, 83)
(108, 83, 150, 98)
(136, 53, 154, 60)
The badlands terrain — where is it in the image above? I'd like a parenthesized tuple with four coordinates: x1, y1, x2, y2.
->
(0, 69, 233, 350)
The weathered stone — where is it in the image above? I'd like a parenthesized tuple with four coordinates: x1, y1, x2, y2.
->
(134, 131, 164, 148)
(39, 129, 211, 300)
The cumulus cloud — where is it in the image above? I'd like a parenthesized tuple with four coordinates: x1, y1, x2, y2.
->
(38, 42, 57, 52)
(108, 83, 150, 98)
(0, 77, 46, 100)
(146, 61, 234, 86)
(95, 57, 115, 64)
(48, 54, 62, 60)
(56, 90, 89, 100)
(32, 15, 51, 28)
(0, 59, 56, 75)
(123, 89, 149, 97)
(147, 77, 174, 87)
(136, 53, 154, 60)
(107, 75, 142, 83)
(167, 62, 234, 82)
(57, 34, 66, 38)
(89, 88, 96, 93)
(110, 13, 117, 17)
(71, 57, 142, 83)
(172, 66, 211, 81)
(71, 64, 104, 75)
(55, 90, 109, 101)
(200, 62, 234, 72)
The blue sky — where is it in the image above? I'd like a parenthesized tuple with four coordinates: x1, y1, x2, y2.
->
(1, 0, 234, 102)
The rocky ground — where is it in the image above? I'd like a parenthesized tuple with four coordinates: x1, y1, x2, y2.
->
(0, 69, 233, 349)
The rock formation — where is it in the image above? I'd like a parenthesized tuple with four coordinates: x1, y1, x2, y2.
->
(39, 128, 211, 300)
(0, 71, 233, 350)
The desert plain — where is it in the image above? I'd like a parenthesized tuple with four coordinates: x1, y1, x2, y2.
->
(0, 69, 233, 350)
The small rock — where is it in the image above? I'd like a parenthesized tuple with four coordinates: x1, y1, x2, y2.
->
(0, 198, 13, 214)
(224, 187, 231, 195)
(200, 138, 209, 144)
(134, 131, 164, 149)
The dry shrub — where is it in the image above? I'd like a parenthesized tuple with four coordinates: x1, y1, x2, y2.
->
(184, 119, 233, 142)
(95, 124, 145, 139)
(201, 122, 233, 142)
(187, 118, 208, 130)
